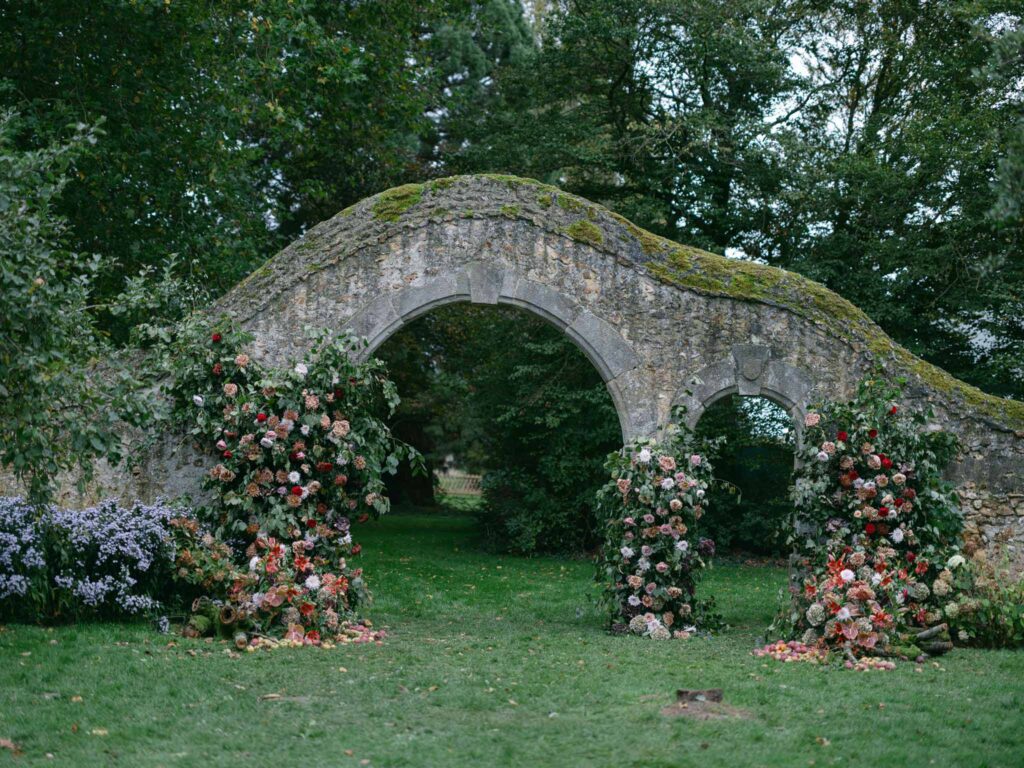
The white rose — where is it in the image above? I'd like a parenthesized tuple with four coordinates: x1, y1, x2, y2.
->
(288, 471, 301, 483)
(620, 546, 634, 559)
(193, 395, 205, 407)
(304, 575, 321, 591)
(249, 556, 261, 571)
(660, 477, 675, 490)
(840, 569, 855, 583)
(294, 363, 308, 377)
(637, 448, 652, 464)
(946, 554, 966, 569)
(890, 528, 905, 544)
(300, 424, 310, 436)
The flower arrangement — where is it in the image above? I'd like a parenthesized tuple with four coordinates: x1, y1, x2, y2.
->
(162, 317, 419, 645)
(595, 414, 720, 638)
(782, 375, 962, 659)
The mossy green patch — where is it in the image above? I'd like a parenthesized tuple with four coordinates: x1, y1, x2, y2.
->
(370, 183, 424, 222)
(480, 173, 548, 188)
(565, 219, 604, 248)
(429, 177, 459, 192)
(556, 194, 585, 213)
(500, 204, 521, 218)
(538, 193, 553, 208)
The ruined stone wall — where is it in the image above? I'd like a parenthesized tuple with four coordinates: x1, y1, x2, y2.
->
(4, 175, 1021, 568)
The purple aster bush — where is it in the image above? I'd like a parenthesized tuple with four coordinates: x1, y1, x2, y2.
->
(0, 496, 189, 622)
(0, 497, 47, 609)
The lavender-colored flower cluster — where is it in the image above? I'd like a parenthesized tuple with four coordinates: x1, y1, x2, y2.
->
(0, 497, 46, 600)
(0, 497, 189, 621)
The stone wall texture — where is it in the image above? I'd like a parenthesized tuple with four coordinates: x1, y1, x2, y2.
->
(6, 175, 1023, 568)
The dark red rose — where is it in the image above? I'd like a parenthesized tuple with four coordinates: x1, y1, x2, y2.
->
(316, 461, 333, 473)
(878, 506, 889, 517)
(868, 429, 878, 439)
(906, 552, 916, 562)
(864, 523, 876, 535)
(212, 362, 223, 376)
(849, 470, 859, 481)
(351, 544, 362, 555)
(306, 518, 317, 528)
(881, 457, 893, 469)
(291, 485, 303, 496)
(357, 513, 370, 524)
(211, 332, 222, 343)
(895, 498, 905, 507)
(333, 388, 345, 401)
(837, 430, 848, 442)
(903, 488, 917, 499)
(889, 406, 898, 415)
(299, 602, 315, 617)
(256, 412, 267, 423)
(222, 450, 232, 458)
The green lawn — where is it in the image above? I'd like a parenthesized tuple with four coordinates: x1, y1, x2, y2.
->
(2, 512, 1023, 767)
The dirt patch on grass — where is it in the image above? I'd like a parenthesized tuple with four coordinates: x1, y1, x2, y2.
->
(660, 700, 754, 721)
(659, 689, 754, 721)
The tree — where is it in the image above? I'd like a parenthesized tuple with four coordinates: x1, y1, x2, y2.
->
(0, 113, 148, 502)
(768, 0, 1024, 398)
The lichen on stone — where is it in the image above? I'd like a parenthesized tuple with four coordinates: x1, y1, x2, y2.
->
(370, 183, 424, 222)
(500, 204, 520, 218)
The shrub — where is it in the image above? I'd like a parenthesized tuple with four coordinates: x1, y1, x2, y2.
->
(943, 550, 1024, 648)
(0, 496, 184, 622)
(478, 468, 599, 555)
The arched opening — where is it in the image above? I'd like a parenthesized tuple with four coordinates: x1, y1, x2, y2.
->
(693, 394, 796, 559)
(368, 301, 622, 556)
(690, 393, 796, 629)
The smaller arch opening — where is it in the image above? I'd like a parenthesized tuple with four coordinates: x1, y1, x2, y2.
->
(693, 394, 796, 559)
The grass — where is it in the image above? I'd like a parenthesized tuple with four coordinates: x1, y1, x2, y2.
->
(2, 512, 1023, 767)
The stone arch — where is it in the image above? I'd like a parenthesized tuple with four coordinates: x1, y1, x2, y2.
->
(11, 174, 1021, 568)
(339, 267, 645, 442)
(674, 344, 811, 434)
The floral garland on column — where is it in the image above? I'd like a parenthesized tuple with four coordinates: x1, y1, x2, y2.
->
(595, 414, 720, 639)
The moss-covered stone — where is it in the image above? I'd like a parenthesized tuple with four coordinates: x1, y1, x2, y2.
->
(429, 177, 459, 192)
(371, 183, 424, 222)
(264, 172, 1024, 429)
(556, 194, 585, 213)
(565, 219, 604, 248)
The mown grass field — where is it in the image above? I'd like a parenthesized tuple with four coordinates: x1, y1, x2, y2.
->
(2, 512, 1023, 767)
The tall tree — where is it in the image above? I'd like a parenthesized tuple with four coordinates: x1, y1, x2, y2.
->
(769, 0, 1024, 397)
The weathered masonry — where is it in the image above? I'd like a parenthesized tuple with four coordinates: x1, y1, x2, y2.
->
(32, 176, 1024, 566)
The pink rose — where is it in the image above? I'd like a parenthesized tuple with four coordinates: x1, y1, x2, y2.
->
(690, 454, 702, 467)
